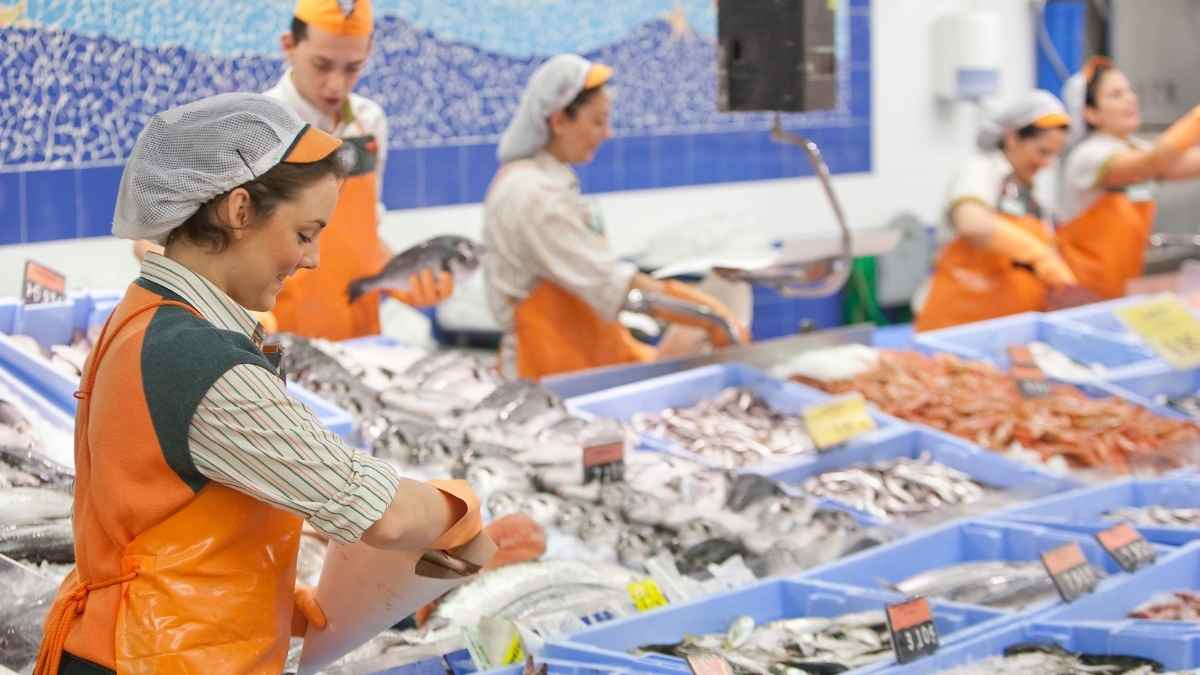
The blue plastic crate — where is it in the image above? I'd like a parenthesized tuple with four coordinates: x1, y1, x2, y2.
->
(543, 579, 1006, 675)
(1047, 293, 1181, 345)
(807, 520, 1154, 616)
(1000, 478, 1200, 546)
(0, 292, 356, 441)
(1102, 361, 1200, 422)
(881, 618, 1200, 674)
(1039, 541, 1200, 627)
(915, 312, 1156, 378)
(759, 427, 1077, 524)
(377, 653, 634, 675)
(564, 364, 901, 471)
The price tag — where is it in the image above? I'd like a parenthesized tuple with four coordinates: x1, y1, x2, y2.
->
(1116, 296, 1200, 369)
(886, 596, 939, 664)
(1041, 542, 1099, 602)
(1007, 345, 1050, 398)
(21, 260, 66, 306)
(803, 393, 877, 450)
(582, 439, 625, 485)
(686, 654, 734, 675)
(627, 578, 669, 612)
(1096, 523, 1157, 573)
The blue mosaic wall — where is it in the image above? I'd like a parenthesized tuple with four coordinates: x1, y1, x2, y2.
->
(0, 0, 871, 244)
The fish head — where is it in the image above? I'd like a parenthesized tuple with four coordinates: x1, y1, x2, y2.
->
(448, 238, 486, 273)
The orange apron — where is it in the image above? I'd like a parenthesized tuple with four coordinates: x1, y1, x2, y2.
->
(36, 284, 302, 675)
(1056, 187, 1157, 300)
(272, 133, 389, 340)
(514, 281, 654, 380)
(916, 211, 1053, 332)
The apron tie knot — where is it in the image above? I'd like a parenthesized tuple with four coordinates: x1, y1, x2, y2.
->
(34, 571, 138, 675)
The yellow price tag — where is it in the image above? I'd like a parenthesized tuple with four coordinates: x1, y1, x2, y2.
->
(627, 579, 669, 612)
(803, 393, 877, 449)
(501, 634, 525, 666)
(1116, 297, 1200, 369)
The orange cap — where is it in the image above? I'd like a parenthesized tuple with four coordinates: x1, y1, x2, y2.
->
(584, 63, 613, 90)
(282, 123, 342, 163)
(294, 0, 373, 37)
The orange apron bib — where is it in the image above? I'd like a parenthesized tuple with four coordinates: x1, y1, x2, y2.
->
(916, 212, 1052, 332)
(1057, 189, 1156, 300)
(36, 286, 302, 675)
(513, 281, 654, 380)
(272, 134, 389, 340)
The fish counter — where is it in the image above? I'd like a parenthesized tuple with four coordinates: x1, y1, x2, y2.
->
(4, 294, 1200, 673)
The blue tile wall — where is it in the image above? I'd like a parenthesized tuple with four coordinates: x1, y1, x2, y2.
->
(0, 0, 871, 244)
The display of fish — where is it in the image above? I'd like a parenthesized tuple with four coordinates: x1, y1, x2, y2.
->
(935, 642, 1184, 674)
(1128, 589, 1200, 621)
(635, 611, 893, 674)
(1103, 505, 1200, 528)
(422, 560, 642, 639)
(630, 387, 815, 469)
(0, 519, 74, 564)
(345, 235, 484, 303)
(800, 453, 991, 521)
(892, 560, 1066, 610)
(0, 487, 72, 526)
(794, 350, 1200, 474)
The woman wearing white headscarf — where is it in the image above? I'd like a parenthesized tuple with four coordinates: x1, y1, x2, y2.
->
(1056, 57, 1200, 299)
(482, 54, 748, 379)
(915, 90, 1074, 331)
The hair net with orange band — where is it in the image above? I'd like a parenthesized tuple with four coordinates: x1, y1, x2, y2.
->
(294, 0, 373, 36)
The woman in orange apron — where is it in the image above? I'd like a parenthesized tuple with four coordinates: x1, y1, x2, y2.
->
(482, 54, 749, 380)
(915, 90, 1075, 332)
(36, 93, 493, 675)
(1057, 57, 1200, 299)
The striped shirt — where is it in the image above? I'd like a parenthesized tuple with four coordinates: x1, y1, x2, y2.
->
(141, 253, 400, 543)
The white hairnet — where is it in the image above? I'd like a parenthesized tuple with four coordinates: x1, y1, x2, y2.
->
(113, 92, 339, 243)
(976, 89, 1071, 151)
(496, 54, 611, 163)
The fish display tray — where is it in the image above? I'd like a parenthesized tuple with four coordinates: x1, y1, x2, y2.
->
(877, 618, 1200, 674)
(375, 653, 635, 675)
(1102, 361, 1200, 422)
(914, 311, 1156, 379)
(1039, 540, 1200, 627)
(564, 364, 901, 472)
(1000, 478, 1200, 546)
(0, 292, 356, 441)
(760, 427, 1078, 526)
(542, 579, 1006, 675)
(806, 520, 1156, 616)
(1046, 293, 1186, 346)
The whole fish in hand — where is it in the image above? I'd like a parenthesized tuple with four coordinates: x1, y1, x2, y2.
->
(346, 235, 484, 302)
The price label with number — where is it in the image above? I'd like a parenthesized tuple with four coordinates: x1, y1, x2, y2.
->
(627, 578, 669, 613)
(687, 654, 734, 675)
(21, 260, 66, 306)
(1096, 523, 1157, 573)
(886, 596, 939, 664)
(804, 393, 877, 450)
(1041, 542, 1099, 602)
(582, 439, 625, 485)
(1116, 297, 1200, 369)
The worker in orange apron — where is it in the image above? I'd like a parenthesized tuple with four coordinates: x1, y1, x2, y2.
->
(1057, 57, 1200, 299)
(483, 54, 750, 379)
(915, 90, 1075, 332)
(133, 0, 453, 339)
(36, 93, 493, 675)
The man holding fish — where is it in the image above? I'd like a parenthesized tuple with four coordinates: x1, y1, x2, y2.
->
(133, 0, 456, 341)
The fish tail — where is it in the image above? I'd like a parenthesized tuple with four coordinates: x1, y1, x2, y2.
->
(346, 277, 371, 303)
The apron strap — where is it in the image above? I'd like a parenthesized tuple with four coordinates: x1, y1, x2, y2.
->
(34, 570, 139, 675)
(75, 300, 202, 403)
